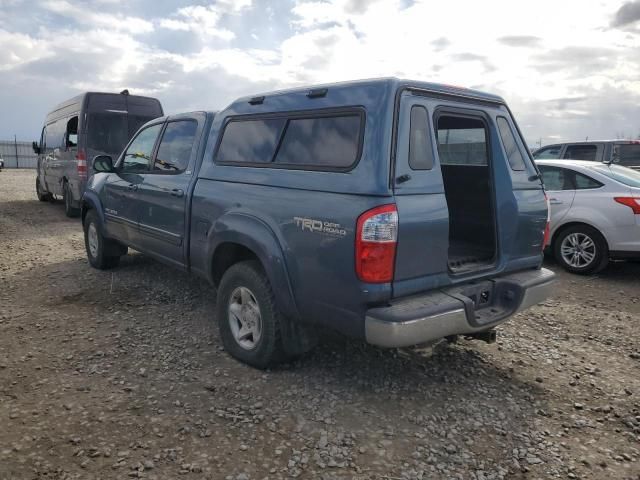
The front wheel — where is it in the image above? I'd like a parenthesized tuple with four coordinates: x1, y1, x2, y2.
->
(36, 178, 51, 202)
(83, 210, 123, 270)
(216, 261, 287, 369)
(553, 225, 608, 274)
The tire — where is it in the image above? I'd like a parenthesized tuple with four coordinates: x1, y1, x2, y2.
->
(216, 260, 287, 369)
(83, 210, 122, 270)
(63, 182, 80, 218)
(36, 178, 51, 202)
(553, 224, 608, 275)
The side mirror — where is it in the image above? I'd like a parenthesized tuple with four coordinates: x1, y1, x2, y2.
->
(32, 141, 40, 154)
(93, 155, 114, 173)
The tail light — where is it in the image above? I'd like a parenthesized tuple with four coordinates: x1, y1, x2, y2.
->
(614, 197, 640, 214)
(355, 204, 398, 283)
(76, 149, 87, 179)
(542, 192, 551, 250)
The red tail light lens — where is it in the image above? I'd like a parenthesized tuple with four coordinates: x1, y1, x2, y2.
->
(542, 192, 551, 250)
(355, 204, 398, 283)
(614, 197, 640, 214)
(76, 150, 87, 179)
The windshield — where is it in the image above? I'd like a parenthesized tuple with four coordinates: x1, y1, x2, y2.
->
(87, 113, 158, 155)
(591, 164, 640, 188)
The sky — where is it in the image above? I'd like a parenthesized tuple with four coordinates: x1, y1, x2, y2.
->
(0, 0, 639, 148)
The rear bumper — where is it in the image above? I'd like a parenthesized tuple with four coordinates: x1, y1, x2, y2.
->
(365, 267, 556, 348)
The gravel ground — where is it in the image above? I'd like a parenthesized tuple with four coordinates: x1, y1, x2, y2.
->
(1, 169, 639, 480)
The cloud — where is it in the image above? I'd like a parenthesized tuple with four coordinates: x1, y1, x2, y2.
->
(497, 35, 541, 47)
(612, 0, 640, 27)
(344, 0, 383, 14)
(532, 46, 616, 76)
(431, 37, 450, 51)
(42, 0, 154, 34)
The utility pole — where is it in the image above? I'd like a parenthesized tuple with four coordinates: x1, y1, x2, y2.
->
(14, 134, 19, 169)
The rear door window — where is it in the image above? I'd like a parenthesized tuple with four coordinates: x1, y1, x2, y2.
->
(574, 172, 603, 189)
(121, 123, 163, 173)
(533, 145, 562, 159)
(539, 165, 573, 191)
(496, 116, 525, 171)
(153, 120, 198, 173)
(435, 115, 488, 165)
(563, 144, 597, 161)
(274, 114, 361, 169)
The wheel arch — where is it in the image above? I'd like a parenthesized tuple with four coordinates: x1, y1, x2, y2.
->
(206, 213, 299, 320)
(551, 221, 609, 251)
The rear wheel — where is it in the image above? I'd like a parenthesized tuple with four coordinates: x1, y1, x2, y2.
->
(36, 178, 51, 202)
(83, 210, 123, 269)
(553, 225, 608, 274)
(63, 182, 80, 218)
(216, 261, 287, 369)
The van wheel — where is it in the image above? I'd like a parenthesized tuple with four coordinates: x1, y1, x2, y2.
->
(36, 178, 51, 202)
(63, 182, 80, 218)
(83, 210, 122, 270)
(553, 225, 608, 274)
(216, 261, 286, 369)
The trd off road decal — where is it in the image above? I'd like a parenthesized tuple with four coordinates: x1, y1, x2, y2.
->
(293, 216, 347, 237)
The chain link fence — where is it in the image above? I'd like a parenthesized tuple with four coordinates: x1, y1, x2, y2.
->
(0, 140, 37, 169)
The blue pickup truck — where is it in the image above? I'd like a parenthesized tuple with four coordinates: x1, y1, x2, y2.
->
(82, 78, 555, 368)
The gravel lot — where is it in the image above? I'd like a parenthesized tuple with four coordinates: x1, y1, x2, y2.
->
(1, 169, 639, 480)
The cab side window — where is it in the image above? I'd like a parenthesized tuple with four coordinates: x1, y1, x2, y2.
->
(563, 144, 597, 161)
(121, 123, 163, 173)
(533, 146, 561, 159)
(153, 120, 198, 173)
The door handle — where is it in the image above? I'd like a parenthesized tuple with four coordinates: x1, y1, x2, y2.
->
(549, 198, 563, 205)
(170, 188, 184, 198)
(128, 184, 138, 191)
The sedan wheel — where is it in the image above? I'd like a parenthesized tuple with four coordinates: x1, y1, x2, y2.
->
(560, 233, 596, 269)
(553, 225, 608, 275)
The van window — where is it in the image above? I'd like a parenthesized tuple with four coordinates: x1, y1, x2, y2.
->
(409, 106, 433, 170)
(121, 123, 163, 173)
(66, 116, 78, 148)
(496, 116, 525, 171)
(217, 119, 285, 164)
(616, 144, 640, 166)
(87, 113, 129, 154)
(274, 114, 361, 168)
(435, 115, 487, 165)
(153, 120, 198, 173)
(47, 118, 66, 149)
(563, 144, 597, 161)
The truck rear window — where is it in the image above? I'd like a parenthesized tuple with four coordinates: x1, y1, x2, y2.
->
(216, 111, 363, 170)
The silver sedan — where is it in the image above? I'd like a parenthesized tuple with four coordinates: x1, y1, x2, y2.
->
(536, 159, 640, 274)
